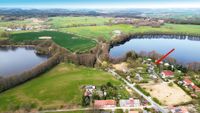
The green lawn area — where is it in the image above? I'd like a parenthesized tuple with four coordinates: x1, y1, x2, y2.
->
(0, 63, 126, 112)
(60, 23, 200, 40)
(47, 16, 112, 28)
(0, 20, 32, 27)
(10, 31, 96, 52)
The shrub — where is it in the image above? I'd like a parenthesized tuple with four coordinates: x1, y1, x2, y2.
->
(135, 85, 150, 96)
(152, 97, 162, 105)
(168, 82, 173, 87)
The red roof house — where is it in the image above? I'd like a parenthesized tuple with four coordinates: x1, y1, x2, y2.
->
(94, 100, 116, 108)
(161, 70, 174, 78)
(183, 77, 200, 92)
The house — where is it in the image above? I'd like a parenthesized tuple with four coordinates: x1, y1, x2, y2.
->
(84, 85, 96, 97)
(170, 107, 189, 113)
(94, 100, 116, 108)
(112, 30, 122, 36)
(161, 70, 174, 78)
(119, 98, 140, 107)
(183, 78, 200, 92)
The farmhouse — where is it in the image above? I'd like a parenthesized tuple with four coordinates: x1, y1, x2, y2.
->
(94, 100, 116, 108)
(161, 70, 174, 78)
(119, 98, 141, 107)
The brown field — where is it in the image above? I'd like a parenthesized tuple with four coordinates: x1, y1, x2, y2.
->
(141, 82, 192, 106)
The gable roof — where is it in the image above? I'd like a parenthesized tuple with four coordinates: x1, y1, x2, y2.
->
(94, 100, 116, 108)
(162, 70, 174, 76)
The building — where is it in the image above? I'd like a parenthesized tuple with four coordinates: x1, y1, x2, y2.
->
(170, 107, 189, 113)
(161, 70, 174, 78)
(84, 85, 95, 97)
(183, 77, 200, 92)
(119, 98, 141, 107)
(112, 30, 122, 36)
(94, 100, 116, 108)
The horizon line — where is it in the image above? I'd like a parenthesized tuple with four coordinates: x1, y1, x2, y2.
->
(1, 3, 200, 9)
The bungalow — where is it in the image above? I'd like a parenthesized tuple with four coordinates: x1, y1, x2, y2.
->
(183, 78, 200, 92)
(161, 70, 174, 78)
(119, 98, 140, 107)
(94, 100, 116, 108)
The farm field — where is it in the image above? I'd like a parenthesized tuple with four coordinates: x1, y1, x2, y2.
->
(10, 31, 96, 52)
(60, 23, 200, 40)
(0, 63, 128, 112)
(141, 82, 192, 106)
(47, 16, 112, 28)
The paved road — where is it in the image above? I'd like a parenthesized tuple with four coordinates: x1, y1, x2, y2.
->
(108, 69, 169, 113)
(40, 106, 152, 113)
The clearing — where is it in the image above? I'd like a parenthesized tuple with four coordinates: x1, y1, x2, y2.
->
(141, 82, 192, 106)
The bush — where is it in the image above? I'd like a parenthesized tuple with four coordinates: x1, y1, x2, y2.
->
(135, 85, 150, 96)
(168, 82, 173, 87)
(152, 97, 162, 105)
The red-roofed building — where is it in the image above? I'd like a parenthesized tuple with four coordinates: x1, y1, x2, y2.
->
(183, 77, 200, 92)
(161, 70, 174, 78)
(94, 100, 116, 108)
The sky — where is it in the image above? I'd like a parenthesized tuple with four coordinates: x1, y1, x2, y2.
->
(1, 0, 200, 9)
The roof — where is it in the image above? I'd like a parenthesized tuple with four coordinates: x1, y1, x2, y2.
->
(162, 70, 174, 76)
(94, 100, 116, 108)
(183, 78, 193, 85)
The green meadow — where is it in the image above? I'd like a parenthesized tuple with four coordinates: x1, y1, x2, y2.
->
(60, 23, 200, 40)
(10, 31, 96, 52)
(0, 63, 129, 112)
(47, 16, 112, 28)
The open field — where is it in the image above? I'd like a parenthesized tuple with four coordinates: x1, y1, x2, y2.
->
(10, 31, 96, 52)
(0, 20, 32, 27)
(141, 82, 192, 106)
(60, 24, 200, 40)
(0, 63, 129, 112)
(47, 16, 112, 28)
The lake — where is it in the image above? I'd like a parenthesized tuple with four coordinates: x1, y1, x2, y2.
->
(109, 35, 200, 64)
(0, 47, 48, 77)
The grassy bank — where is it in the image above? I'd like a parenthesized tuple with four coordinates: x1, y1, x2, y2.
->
(10, 31, 96, 52)
(60, 23, 200, 40)
(0, 63, 128, 112)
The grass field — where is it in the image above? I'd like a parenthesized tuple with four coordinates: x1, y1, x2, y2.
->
(47, 16, 112, 28)
(0, 20, 32, 27)
(10, 31, 96, 52)
(60, 23, 200, 40)
(0, 63, 129, 112)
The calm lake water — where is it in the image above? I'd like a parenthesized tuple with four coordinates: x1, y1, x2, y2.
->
(109, 35, 200, 64)
(0, 47, 48, 77)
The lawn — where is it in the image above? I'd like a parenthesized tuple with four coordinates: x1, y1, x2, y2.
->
(60, 23, 200, 40)
(47, 16, 112, 28)
(0, 63, 125, 112)
(10, 31, 96, 52)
